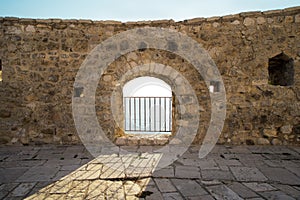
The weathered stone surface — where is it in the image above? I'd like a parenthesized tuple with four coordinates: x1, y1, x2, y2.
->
(259, 167, 300, 185)
(281, 125, 293, 134)
(230, 167, 268, 182)
(271, 138, 282, 145)
(0, 6, 299, 146)
(263, 129, 277, 138)
(257, 138, 270, 145)
(243, 17, 255, 26)
(172, 179, 207, 197)
(207, 184, 243, 200)
(243, 182, 276, 192)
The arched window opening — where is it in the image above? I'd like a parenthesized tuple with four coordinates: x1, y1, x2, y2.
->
(268, 53, 294, 86)
(123, 77, 172, 134)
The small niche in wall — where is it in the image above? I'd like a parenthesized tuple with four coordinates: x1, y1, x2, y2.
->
(0, 59, 2, 82)
(268, 53, 294, 86)
(209, 81, 220, 93)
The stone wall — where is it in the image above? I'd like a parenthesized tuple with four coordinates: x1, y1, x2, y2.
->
(0, 6, 299, 146)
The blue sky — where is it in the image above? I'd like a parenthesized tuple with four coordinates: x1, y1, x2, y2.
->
(0, 0, 299, 22)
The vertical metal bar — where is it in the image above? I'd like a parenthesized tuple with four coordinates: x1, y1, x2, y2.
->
(159, 97, 161, 131)
(149, 97, 152, 131)
(154, 97, 156, 131)
(164, 97, 167, 132)
(129, 98, 131, 131)
(133, 97, 136, 131)
(144, 97, 146, 131)
(139, 97, 141, 131)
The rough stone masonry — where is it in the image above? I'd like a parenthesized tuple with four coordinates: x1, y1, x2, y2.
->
(0, 6, 299, 146)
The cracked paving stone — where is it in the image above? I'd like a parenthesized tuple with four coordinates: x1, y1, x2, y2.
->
(226, 182, 259, 199)
(0, 183, 19, 199)
(17, 166, 60, 182)
(206, 184, 243, 200)
(260, 191, 296, 200)
(154, 178, 177, 193)
(162, 192, 184, 200)
(171, 179, 207, 197)
(230, 167, 267, 182)
(153, 166, 174, 178)
(201, 169, 235, 181)
(243, 182, 276, 192)
(175, 165, 200, 179)
(272, 184, 300, 199)
(9, 182, 36, 197)
(259, 167, 300, 185)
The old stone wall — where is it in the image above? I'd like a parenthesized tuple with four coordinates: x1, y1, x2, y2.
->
(0, 6, 299, 146)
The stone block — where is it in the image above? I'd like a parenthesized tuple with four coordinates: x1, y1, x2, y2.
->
(257, 17, 266, 24)
(271, 138, 282, 145)
(280, 125, 292, 134)
(263, 129, 277, 138)
(295, 14, 300, 23)
(243, 17, 255, 26)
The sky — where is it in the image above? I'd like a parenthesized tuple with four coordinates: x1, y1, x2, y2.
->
(0, 0, 299, 22)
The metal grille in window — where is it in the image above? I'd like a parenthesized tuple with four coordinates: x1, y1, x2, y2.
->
(124, 97, 172, 133)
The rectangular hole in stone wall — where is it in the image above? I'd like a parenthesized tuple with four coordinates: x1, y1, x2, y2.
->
(210, 81, 220, 93)
(74, 87, 84, 97)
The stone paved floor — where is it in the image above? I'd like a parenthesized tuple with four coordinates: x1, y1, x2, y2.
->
(0, 145, 300, 199)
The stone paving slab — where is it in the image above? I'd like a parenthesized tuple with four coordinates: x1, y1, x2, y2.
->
(0, 145, 299, 199)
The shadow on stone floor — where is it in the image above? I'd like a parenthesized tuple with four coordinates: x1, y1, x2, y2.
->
(1, 145, 300, 199)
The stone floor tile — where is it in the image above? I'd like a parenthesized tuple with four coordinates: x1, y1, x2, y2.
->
(0, 168, 28, 183)
(154, 178, 177, 193)
(60, 164, 82, 171)
(17, 165, 60, 182)
(216, 159, 243, 167)
(243, 182, 276, 192)
(174, 165, 200, 178)
(124, 181, 142, 196)
(143, 185, 164, 200)
(153, 166, 174, 178)
(26, 181, 53, 197)
(272, 184, 300, 199)
(259, 167, 300, 185)
(260, 191, 296, 200)
(286, 166, 300, 177)
(0, 183, 19, 199)
(10, 182, 36, 197)
(162, 192, 184, 200)
(201, 169, 235, 181)
(198, 159, 219, 170)
(230, 167, 268, 182)
(206, 184, 243, 200)
(171, 179, 207, 197)
(187, 195, 215, 200)
(0, 160, 46, 168)
(226, 182, 259, 198)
